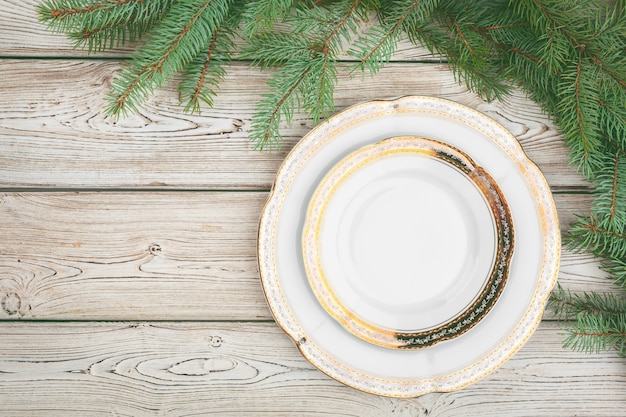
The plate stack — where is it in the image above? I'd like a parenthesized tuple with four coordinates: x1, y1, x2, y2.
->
(258, 96, 560, 397)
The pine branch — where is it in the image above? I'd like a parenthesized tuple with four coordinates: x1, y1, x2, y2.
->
(569, 215, 626, 261)
(349, 0, 439, 74)
(567, 146, 626, 269)
(510, 0, 625, 176)
(472, 23, 562, 109)
(241, 0, 297, 36)
(179, 7, 241, 113)
(106, 0, 232, 117)
(245, 32, 314, 68)
(601, 258, 626, 289)
(38, 0, 173, 52)
(179, 29, 225, 114)
(597, 92, 626, 152)
(549, 285, 626, 357)
(589, 5, 626, 90)
(298, 1, 364, 122)
(250, 61, 314, 150)
(549, 284, 626, 319)
(564, 312, 626, 357)
(248, 0, 367, 148)
(557, 50, 602, 171)
(430, 4, 511, 100)
(348, 23, 403, 74)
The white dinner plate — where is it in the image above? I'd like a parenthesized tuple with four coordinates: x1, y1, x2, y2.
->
(258, 96, 560, 397)
(302, 136, 514, 349)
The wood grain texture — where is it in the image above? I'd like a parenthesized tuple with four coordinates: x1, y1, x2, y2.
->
(0, 192, 267, 320)
(0, 0, 438, 60)
(0, 321, 624, 417)
(0, 59, 586, 189)
(0, 191, 614, 321)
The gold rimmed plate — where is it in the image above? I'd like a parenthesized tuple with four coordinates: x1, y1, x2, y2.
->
(257, 96, 560, 397)
(302, 136, 514, 349)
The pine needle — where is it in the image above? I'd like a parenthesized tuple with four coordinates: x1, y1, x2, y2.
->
(106, 0, 232, 118)
(38, 0, 174, 52)
(564, 312, 626, 357)
(248, 0, 368, 148)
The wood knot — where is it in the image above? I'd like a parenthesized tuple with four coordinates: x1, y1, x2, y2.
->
(1, 292, 22, 315)
(208, 336, 222, 347)
(232, 118, 244, 131)
(392, 400, 429, 417)
(149, 244, 162, 255)
(169, 357, 237, 376)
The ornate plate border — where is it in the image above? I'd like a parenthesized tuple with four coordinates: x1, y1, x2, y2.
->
(302, 136, 514, 349)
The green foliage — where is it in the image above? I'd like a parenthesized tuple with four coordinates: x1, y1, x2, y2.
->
(241, 0, 297, 36)
(567, 144, 626, 290)
(244, 0, 369, 149)
(38, 0, 174, 52)
(179, 10, 241, 113)
(38, 0, 626, 356)
(105, 0, 232, 116)
(564, 313, 626, 357)
(549, 285, 626, 357)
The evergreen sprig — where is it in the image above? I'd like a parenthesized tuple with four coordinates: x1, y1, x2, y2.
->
(567, 144, 626, 290)
(244, 0, 370, 149)
(549, 285, 626, 357)
(38, 0, 626, 357)
(38, 0, 174, 52)
(179, 10, 241, 113)
(106, 0, 233, 116)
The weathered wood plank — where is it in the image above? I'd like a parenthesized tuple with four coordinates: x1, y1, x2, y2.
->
(0, 0, 438, 61)
(0, 192, 267, 320)
(0, 59, 586, 189)
(0, 321, 623, 417)
(0, 191, 614, 321)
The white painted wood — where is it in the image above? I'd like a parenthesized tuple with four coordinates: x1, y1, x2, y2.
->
(0, 60, 586, 189)
(0, 191, 614, 321)
(0, 192, 267, 320)
(0, 321, 623, 417)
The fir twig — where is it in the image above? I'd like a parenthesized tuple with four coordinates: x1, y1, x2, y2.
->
(549, 285, 626, 319)
(242, 0, 297, 36)
(248, 0, 367, 148)
(251, 62, 314, 150)
(349, 0, 437, 74)
(38, 0, 174, 52)
(178, 7, 240, 114)
(567, 145, 626, 276)
(549, 285, 626, 357)
(564, 313, 626, 357)
(106, 0, 232, 117)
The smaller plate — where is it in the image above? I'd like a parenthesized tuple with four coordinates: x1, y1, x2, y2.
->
(302, 136, 514, 349)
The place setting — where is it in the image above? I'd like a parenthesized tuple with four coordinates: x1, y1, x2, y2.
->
(258, 96, 560, 397)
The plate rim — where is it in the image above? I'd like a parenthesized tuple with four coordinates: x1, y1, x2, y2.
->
(301, 135, 515, 349)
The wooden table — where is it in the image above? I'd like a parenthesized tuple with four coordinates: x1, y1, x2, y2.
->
(1, 2, 624, 415)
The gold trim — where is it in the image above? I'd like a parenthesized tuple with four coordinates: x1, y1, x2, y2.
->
(257, 96, 560, 397)
(302, 136, 514, 349)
